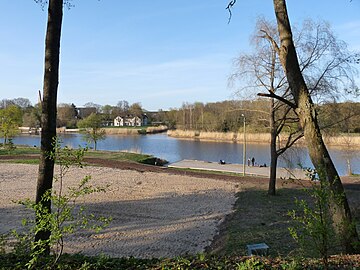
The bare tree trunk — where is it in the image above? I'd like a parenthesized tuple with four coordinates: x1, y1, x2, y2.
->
(273, 0, 358, 253)
(268, 98, 278, 195)
(35, 0, 63, 253)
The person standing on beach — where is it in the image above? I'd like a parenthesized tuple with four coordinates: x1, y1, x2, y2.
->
(251, 157, 255, 166)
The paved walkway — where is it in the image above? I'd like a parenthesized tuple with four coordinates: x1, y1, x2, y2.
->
(168, 159, 308, 180)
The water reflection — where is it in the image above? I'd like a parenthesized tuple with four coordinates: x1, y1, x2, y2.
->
(11, 133, 359, 176)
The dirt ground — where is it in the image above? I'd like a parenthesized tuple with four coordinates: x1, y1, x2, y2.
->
(0, 161, 242, 258)
(1, 158, 359, 258)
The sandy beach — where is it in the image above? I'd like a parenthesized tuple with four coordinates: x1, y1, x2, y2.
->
(0, 163, 239, 258)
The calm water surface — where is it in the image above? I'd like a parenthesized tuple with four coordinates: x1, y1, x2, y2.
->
(11, 133, 359, 176)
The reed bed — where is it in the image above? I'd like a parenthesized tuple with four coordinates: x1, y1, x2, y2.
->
(104, 128, 140, 135)
(167, 130, 272, 143)
(199, 131, 237, 142)
(167, 130, 360, 147)
(145, 125, 168, 133)
(323, 134, 360, 147)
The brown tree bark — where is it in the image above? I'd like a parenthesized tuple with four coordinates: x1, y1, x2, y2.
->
(268, 98, 278, 195)
(35, 0, 63, 252)
(273, 0, 359, 253)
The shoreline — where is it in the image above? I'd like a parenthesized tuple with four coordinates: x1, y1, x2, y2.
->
(18, 125, 169, 135)
(167, 129, 360, 148)
(16, 127, 360, 148)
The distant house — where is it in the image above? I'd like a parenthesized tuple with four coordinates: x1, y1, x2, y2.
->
(114, 114, 148, 127)
(114, 116, 124, 127)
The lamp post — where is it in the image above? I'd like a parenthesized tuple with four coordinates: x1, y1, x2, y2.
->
(241, 114, 246, 176)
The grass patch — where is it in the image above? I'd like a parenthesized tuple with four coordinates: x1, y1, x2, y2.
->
(169, 167, 245, 177)
(210, 187, 311, 257)
(84, 150, 164, 165)
(0, 146, 167, 166)
(0, 159, 39, 165)
(0, 147, 39, 156)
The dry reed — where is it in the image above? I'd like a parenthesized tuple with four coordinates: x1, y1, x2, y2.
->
(167, 130, 360, 147)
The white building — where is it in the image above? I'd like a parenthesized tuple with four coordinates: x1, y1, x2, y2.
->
(113, 115, 148, 127)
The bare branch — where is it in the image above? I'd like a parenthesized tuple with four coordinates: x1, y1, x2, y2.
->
(277, 131, 304, 156)
(259, 29, 280, 56)
(226, 0, 237, 24)
(257, 92, 296, 109)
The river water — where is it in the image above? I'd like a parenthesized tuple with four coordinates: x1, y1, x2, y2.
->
(11, 133, 359, 176)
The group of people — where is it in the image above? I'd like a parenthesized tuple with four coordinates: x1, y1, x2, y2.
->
(219, 157, 266, 167)
(247, 157, 267, 167)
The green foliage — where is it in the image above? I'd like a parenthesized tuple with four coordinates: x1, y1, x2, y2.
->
(288, 168, 340, 266)
(0, 245, 359, 269)
(0, 146, 39, 156)
(7, 139, 111, 269)
(138, 128, 147, 134)
(0, 233, 7, 255)
(0, 105, 22, 144)
(77, 113, 106, 150)
(236, 257, 264, 270)
(22, 104, 41, 129)
(2, 138, 16, 154)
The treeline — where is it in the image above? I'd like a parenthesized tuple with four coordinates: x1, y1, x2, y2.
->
(1, 97, 360, 135)
(156, 100, 360, 134)
(0, 98, 147, 129)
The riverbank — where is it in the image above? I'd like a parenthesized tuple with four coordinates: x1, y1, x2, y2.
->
(167, 129, 360, 147)
(19, 125, 168, 135)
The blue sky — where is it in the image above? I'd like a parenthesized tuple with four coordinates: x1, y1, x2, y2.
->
(0, 0, 359, 111)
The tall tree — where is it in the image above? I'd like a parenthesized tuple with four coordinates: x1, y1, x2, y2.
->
(83, 102, 102, 113)
(35, 0, 64, 253)
(116, 100, 130, 114)
(271, 0, 359, 253)
(227, 0, 359, 253)
(129, 102, 143, 117)
(231, 18, 357, 195)
(230, 18, 294, 195)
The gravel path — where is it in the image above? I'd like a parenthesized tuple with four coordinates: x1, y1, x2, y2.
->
(0, 164, 239, 258)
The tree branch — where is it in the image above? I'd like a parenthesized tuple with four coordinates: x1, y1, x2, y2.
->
(226, 0, 237, 24)
(257, 92, 297, 109)
(259, 30, 280, 56)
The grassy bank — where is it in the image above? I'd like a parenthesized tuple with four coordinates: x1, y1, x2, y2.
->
(167, 129, 360, 147)
(0, 146, 167, 166)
